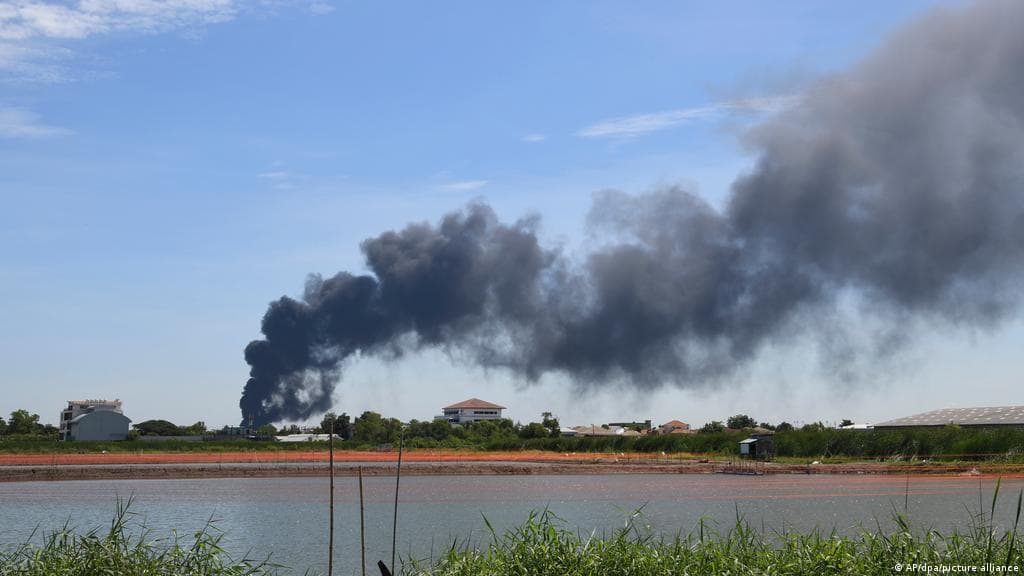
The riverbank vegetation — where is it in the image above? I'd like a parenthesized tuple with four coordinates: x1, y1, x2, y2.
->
(331, 411, 1024, 462)
(4, 426, 1024, 463)
(4, 407, 1024, 462)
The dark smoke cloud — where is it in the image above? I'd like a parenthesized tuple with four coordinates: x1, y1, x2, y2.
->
(242, 0, 1024, 425)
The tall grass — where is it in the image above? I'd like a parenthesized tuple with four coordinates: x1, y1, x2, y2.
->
(0, 497, 277, 576)
(411, 492, 1024, 576)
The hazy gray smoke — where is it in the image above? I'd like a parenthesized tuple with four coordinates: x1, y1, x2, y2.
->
(242, 0, 1024, 425)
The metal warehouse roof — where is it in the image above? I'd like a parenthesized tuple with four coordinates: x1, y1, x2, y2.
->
(874, 405, 1024, 428)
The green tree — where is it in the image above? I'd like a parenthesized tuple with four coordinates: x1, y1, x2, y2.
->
(699, 421, 725, 434)
(320, 412, 353, 439)
(518, 422, 550, 439)
(541, 412, 560, 437)
(0, 416, 7, 435)
(337, 413, 352, 440)
(133, 419, 182, 436)
(426, 419, 451, 440)
(8, 409, 42, 435)
(776, 421, 794, 432)
(319, 412, 337, 434)
(183, 421, 207, 435)
(257, 424, 278, 436)
(727, 414, 757, 429)
(463, 419, 488, 438)
(353, 411, 385, 443)
(383, 417, 403, 444)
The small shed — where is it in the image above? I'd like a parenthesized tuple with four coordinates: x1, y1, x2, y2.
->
(738, 433, 775, 460)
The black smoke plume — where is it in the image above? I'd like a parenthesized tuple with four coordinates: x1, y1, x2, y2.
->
(242, 0, 1024, 425)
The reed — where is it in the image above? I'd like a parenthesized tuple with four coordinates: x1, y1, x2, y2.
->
(0, 497, 276, 575)
(410, 491, 1024, 576)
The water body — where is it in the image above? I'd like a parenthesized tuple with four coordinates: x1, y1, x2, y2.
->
(1, 474, 1022, 575)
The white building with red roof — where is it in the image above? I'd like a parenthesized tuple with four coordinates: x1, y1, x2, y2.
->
(439, 398, 506, 424)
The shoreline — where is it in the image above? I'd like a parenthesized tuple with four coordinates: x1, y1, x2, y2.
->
(2, 450, 1022, 482)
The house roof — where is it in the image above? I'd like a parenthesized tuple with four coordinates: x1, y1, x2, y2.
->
(444, 398, 506, 410)
(874, 406, 1024, 428)
(661, 420, 689, 428)
(69, 411, 132, 425)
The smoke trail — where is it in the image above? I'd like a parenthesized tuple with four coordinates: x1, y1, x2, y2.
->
(242, 0, 1024, 425)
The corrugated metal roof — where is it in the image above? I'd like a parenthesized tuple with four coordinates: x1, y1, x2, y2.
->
(443, 398, 506, 410)
(874, 405, 1024, 427)
(69, 411, 132, 424)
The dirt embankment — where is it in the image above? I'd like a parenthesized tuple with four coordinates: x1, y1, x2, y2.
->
(0, 449, 599, 467)
(2, 450, 1023, 482)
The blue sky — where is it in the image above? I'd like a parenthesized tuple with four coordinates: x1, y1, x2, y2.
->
(6, 0, 1019, 429)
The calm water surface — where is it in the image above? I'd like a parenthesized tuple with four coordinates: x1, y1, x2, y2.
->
(2, 474, 1022, 575)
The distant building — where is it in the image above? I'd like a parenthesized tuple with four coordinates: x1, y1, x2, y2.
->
(739, 433, 775, 460)
(659, 420, 692, 434)
(608, 420, 652, 432)
(59, 399, 131, 441)
(439, 398, 506, 424)
(874, 406, 1024, 430)
(218, 425, 256, 436)
(275, 433, 341, 443)
(571, 425, 643, 437)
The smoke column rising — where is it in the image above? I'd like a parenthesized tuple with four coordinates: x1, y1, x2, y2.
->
(242, 0, 1024, 425)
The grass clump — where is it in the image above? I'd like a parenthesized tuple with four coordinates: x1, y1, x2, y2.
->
(0, 497, 277, 576)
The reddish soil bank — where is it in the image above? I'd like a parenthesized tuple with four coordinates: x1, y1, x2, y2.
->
(1, 450, 1022, 482)
(0, 449, 607, 466)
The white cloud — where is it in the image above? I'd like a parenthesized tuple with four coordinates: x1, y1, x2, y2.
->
(307, 1, 333, 15)
(522, 133, 545, 143)
(0, 41, 69, 82)
(577, 95, 797, 139)
(257, 169, 300, 190)
(0, 105, 70, 138)
(0, 0, 237, 41)
(437, 179, 488, 192)
(257, 170, 289, 180)
(0, 0, 330, 80)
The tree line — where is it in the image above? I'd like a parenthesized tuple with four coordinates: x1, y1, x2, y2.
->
(301, 411, 1024, 460)
(261, 410, 564, 447)
(0, 410, 58, 438)
(131, 420, 208, 437)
